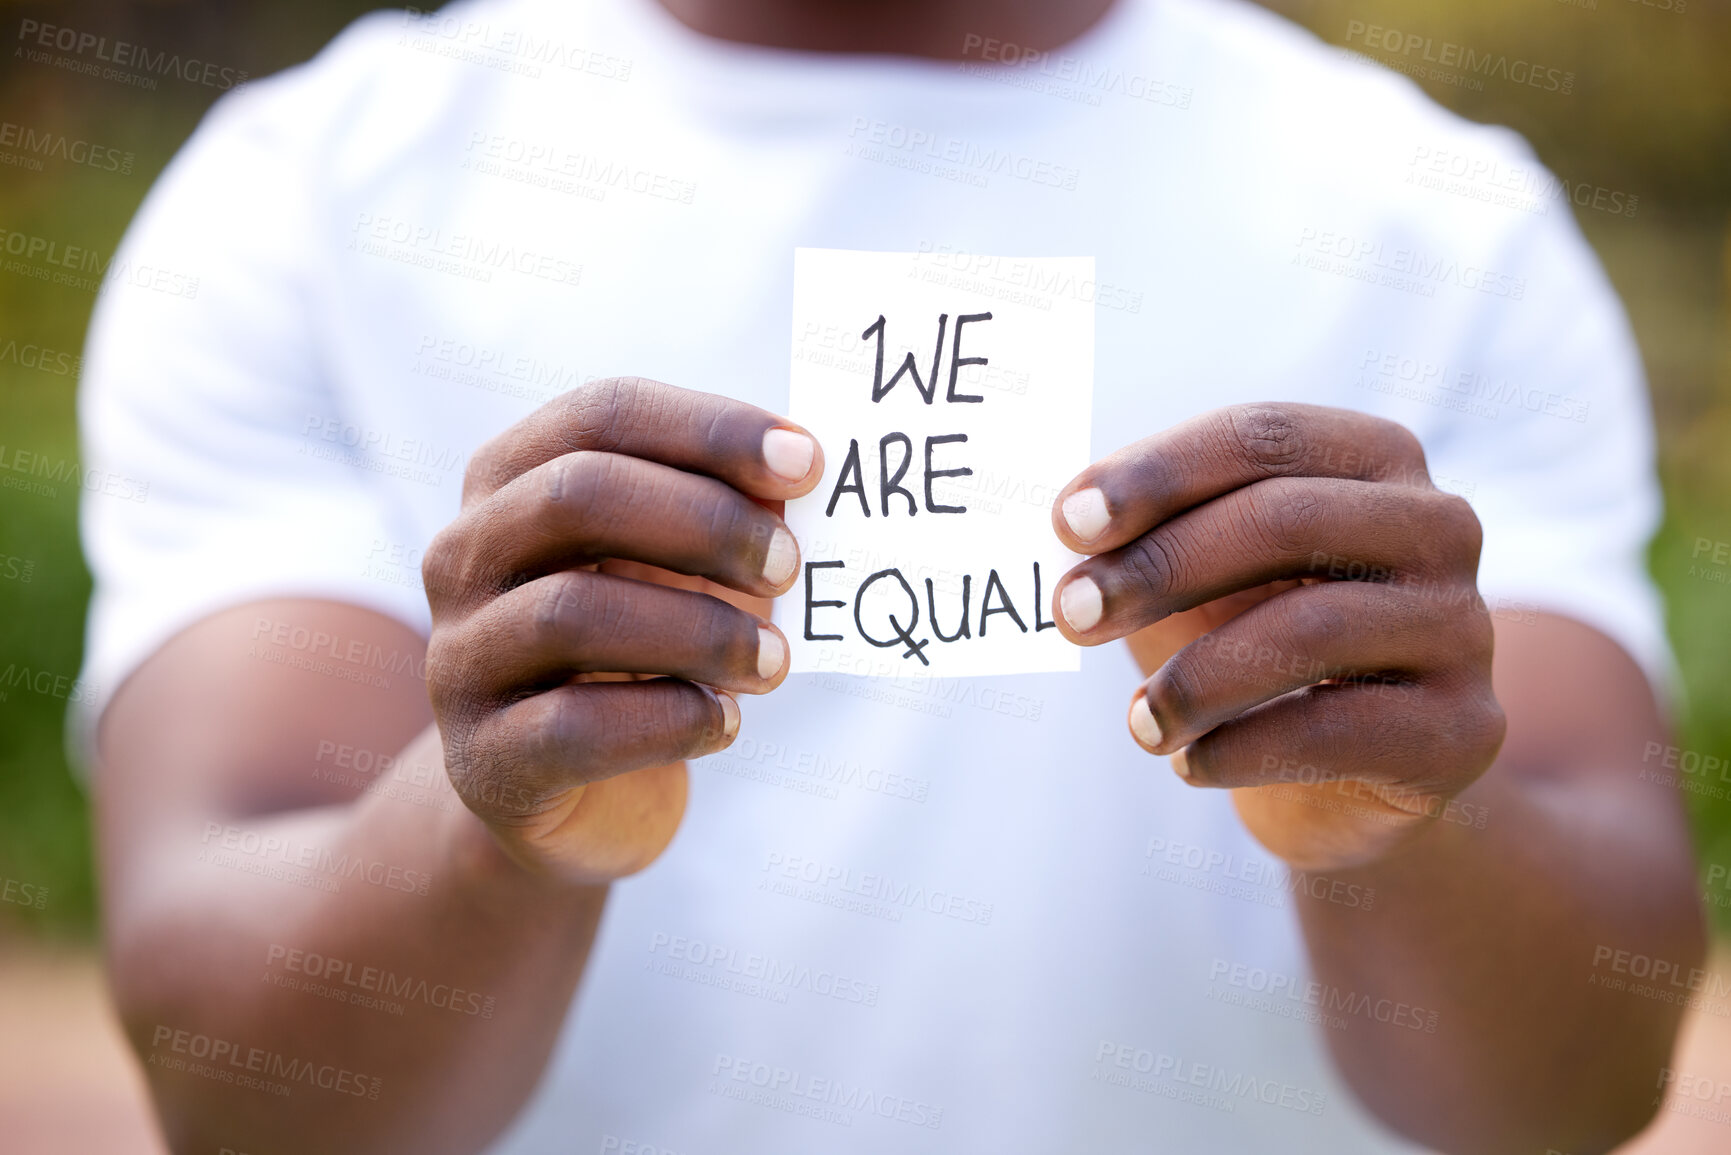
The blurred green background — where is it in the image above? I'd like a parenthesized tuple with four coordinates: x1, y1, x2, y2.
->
(1, 0, 1728, 939)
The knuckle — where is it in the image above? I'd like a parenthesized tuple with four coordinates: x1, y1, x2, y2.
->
(447, 718, 532, 818)
(1119, 443, 1178, 509)
(1436, 493, 1483, 563)
(1148, 656, 1205, 728)
(699, 487, 743, 549)
(1224, 405, 1305, 476)
(451, 758, 510, 818)
(1472, 694, 1509, 763)
(1404, 490, 1481, 575)
(539, 687, 594, 751)
(1428, 684, 1506, 782)
(1118, 534, 1182, 603)
(526, 690, 608, 783)
(564, 378, 633, 453)
(530, 571, 597, 646)
(544, 451, 619, 532)
(694, 394, 734, 463)
(591, 586, 651, 663)
(542, 450, 586, 504)
(1251, 481, 1327, 555)
(422, 633, 463, 704)
(1456, 598, 1497, 663)
(461, 446, 503, 501)
(425, 627, 499, 728)
(1284, 594, 1352, 652)
(420, 526, 465, 602)
(462, 426, 524, 500)
(1296, 696, 1353, 766)
(1366, 417, 1427, 475)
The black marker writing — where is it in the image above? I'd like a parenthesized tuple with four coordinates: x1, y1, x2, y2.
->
(823, 434, 972, 518)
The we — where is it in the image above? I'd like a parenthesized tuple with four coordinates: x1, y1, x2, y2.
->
(862, 311, 994, 405)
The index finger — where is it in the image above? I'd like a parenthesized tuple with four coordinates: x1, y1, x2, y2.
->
(463, 376, 825, 507)
(1052, 403, 1431, 554)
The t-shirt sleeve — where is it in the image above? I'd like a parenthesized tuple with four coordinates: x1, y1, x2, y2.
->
(1414, 163, 1674, 697)
(73, 48, 432, 771)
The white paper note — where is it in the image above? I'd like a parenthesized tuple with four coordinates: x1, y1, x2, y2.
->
(778, 247, 1094, 677)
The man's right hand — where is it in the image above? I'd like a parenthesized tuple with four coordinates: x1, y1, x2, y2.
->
(421, 378, 825, 884)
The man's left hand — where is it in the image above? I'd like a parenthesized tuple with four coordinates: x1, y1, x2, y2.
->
(1052, 403, 1506, 871)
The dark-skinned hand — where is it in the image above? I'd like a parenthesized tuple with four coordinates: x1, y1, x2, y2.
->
(1052, 404, 1505, 871)
(422, 378, 823, 883)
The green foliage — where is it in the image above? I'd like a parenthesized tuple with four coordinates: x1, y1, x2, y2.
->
(0, 0, 385, 938)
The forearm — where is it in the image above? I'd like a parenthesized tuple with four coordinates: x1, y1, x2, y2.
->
(1296, 766, 1704, 1154)
(1075, 416, 1698, 1151)
(105, 724, 606, 1155)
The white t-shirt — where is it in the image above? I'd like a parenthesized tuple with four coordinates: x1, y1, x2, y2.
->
(77, 0, 1668, 1150)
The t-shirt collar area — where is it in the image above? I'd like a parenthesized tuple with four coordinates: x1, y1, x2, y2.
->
(574, 0, 1155, 125)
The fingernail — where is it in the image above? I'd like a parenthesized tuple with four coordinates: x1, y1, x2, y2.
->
(762, 527, 798, 588)
(1062, 487, 1110, 543)
(1129, 695, 1162, 750)
(763, 428, 816, 482)
(756, 627, 786, 680)
(715, 690, 740, 742)
(1059, 575, 1103, 633)
(1170, 747, 1192, 780)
